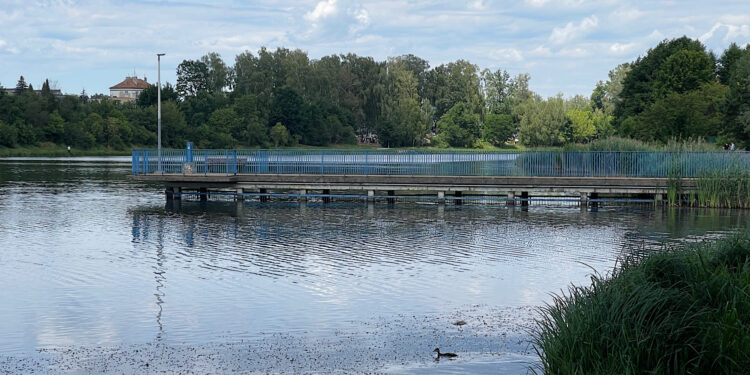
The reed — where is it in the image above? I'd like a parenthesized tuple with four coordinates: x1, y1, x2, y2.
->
(696, 164, 750, 209)
(565, 136, 719, 152)
(532, 234, 750, 374)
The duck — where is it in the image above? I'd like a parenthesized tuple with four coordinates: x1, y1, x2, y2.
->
(433, 348, 458, 358)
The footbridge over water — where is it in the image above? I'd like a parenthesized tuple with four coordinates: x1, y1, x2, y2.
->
(130, 146, 750, 205)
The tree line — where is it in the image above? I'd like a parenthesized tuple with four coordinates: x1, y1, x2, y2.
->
(1, 36, 748, 150)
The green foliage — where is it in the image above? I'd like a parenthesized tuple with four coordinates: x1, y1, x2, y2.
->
(518, 96, 569, 147)
(482, 113, 514, 146)
(435, 102, 480, 147)
(0, 120, 18, 147)
(377, 62, 429, 147)
(3, 41, 749, 153)
(566, 109, 596, 143)
(136, 83, 178, 107)
(176, 59, 209, 98)
(615, 37, 714, 139)
(629, 82, 728, 142)
(269, 122, 291, 147)
(722, 51, 750, 148)
(533, 234, 750, 374)
(696, 164, 750, 208)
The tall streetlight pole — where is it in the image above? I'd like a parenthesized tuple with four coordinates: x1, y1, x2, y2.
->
(157, 53, 165, 173)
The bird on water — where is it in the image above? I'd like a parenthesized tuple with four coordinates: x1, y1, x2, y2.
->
(433, 348, 458, 358)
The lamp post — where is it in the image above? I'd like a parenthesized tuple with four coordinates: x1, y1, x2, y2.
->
(157, 53, 165, 173)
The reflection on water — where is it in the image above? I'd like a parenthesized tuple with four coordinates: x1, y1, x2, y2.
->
(1, 159, 748, 372)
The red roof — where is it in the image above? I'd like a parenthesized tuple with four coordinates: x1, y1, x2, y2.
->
(110, 76, 149, 90)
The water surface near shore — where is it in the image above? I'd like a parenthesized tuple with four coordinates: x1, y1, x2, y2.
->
(0, 158, 747, 373)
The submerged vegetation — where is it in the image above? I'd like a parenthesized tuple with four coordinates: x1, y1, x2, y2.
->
(533, 234, 750, 374)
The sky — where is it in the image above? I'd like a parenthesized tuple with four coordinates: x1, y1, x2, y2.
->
(1, 0, 749, 98)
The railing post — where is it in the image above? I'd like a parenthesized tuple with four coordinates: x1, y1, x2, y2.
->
(321, 151, 324, 175)
(232, 150, 237, 175)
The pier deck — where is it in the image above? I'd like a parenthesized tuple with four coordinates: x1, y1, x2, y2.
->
(129, 147, 749, 204)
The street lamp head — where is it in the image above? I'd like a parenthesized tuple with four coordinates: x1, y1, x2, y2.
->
(157, 53, 165, 57)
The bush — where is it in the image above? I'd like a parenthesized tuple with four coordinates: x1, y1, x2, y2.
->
(533, 234, 750, 374)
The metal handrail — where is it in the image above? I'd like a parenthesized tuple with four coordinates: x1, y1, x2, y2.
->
(131, 148, 750, 178)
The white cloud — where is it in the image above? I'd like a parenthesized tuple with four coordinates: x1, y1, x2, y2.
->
(468, 0, 486, 10)
(305, 0, 339, 23)
(490, 48, 523, 62)
(528, 45, 553, 57)
(525, 0, 549, 7)
(701, 22, 750, 42)
(609, 42, 637, 55)
(549, 15, 598, 45)
(610, 7, 644, 22)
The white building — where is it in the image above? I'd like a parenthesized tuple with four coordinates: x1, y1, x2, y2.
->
(109, 76, 149, 102)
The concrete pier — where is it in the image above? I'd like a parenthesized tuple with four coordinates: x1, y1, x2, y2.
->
(135, 173, 692, 205)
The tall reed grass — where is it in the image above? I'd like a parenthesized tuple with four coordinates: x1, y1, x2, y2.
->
(565, 136, 719, 152)
(532, 234, 750, 374)
(696, 164, 750, 208)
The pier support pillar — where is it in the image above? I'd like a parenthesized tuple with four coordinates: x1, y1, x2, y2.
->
(520, 192, 529, 207)
(298, 189, 307, 202)
(199, 188, 208, 202)
(454, 191, 463, 205)
(165, 187, 175, 201)
(387, 190, 395, 205)
(236, 188, 244, 201)
(323, 189, 331, 203)
(589, 192, 599, 208)
(580, 192, 588, 206)
(174, 187, 181, 200)
(259, 188, 268, 202)
(367, 190, 375, 203)
(507, 191, 515, 206)
(437, 191, 445, 205)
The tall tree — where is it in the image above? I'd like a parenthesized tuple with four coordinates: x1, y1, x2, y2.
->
(176, 59, 210, 98)
(200, 52, 232, 93)
(15, 76, 27, 94)
(615, 37, 710, 133)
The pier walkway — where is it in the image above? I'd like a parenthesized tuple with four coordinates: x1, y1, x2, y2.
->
(130, 146, 750, 205)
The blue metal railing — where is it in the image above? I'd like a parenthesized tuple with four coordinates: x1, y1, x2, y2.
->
(131, 148, 750, 178)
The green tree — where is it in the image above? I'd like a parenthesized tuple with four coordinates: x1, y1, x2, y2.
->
(176, 59, 209, 98)
(566, 109, 597, 143)
(136, 83, 178, 107)
(518, 96, 569, 147)
(722, 51, 750, 147)
(201, 52, 232, 93)
(436, 102, 480, 147)
(615, 37, 710, 134)
(630, 82, 728, 142)
(377, 63, 429, 147)
(717, 43, 746, 85)
(482, 113, 514, 146)
(15, 76, 27, 94)
(269, 122, 291, 147)
(0, 120, 18, 147)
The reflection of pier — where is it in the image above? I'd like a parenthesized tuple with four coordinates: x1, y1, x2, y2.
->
(130, 146, 750, 206)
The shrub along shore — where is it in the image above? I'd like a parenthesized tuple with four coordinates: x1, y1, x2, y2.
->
(533, 234, 750, 374)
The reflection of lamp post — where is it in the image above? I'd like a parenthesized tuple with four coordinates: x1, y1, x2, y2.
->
(157, 53, 165, 173)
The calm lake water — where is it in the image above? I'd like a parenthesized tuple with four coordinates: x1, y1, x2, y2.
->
(1, 158, 748, 374)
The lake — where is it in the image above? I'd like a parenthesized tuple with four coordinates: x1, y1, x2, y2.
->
(0, 158, 747, 374)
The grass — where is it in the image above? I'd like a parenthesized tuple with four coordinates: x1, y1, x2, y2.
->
(696, 164, 750, 209)
(0, 145, 132, 157)
(565, 136, 720, 152)
(532, 234, 750, 374)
